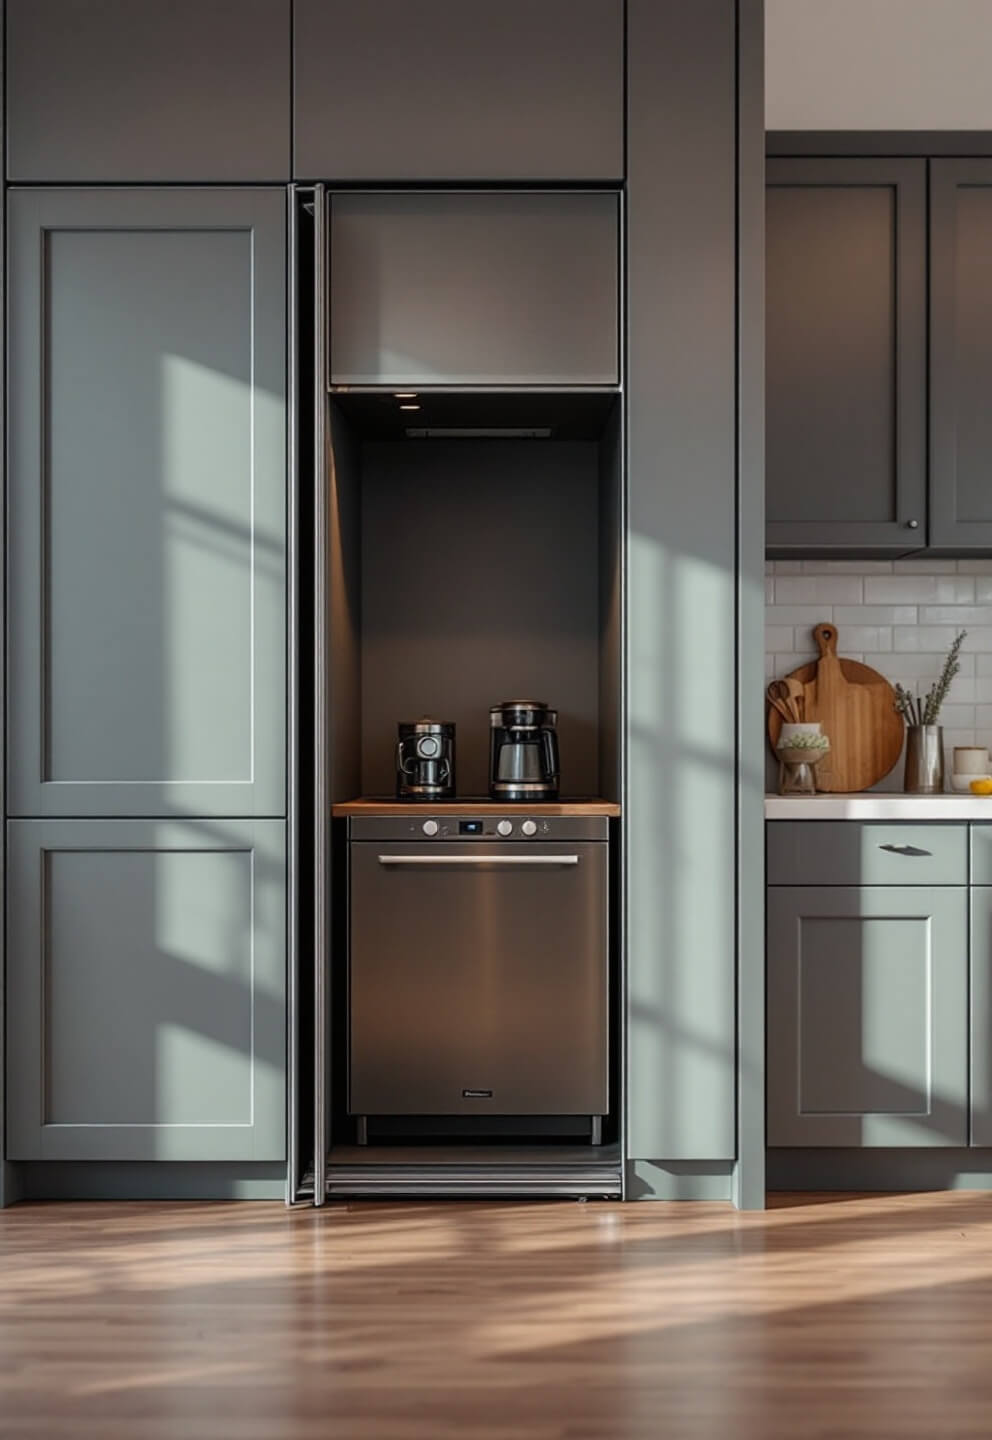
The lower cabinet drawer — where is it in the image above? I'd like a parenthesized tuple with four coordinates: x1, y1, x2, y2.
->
(767, 885, 968, 1148)
(767, 821, 967, 887)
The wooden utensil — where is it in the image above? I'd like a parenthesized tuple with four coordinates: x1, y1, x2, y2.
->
(783, 675, 806, 722)
(766, 681, 797, 724)
(767, 623, 904, 792)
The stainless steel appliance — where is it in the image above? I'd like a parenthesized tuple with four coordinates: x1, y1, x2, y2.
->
(348, 814, 608, 1140)
(396, 718, 456, 800)
(489, 700, 560, 801)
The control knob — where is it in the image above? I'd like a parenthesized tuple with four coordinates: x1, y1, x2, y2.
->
(422, 819, 439, 837)
(521, 820, 538, 837)
(497, 819, 513, 837)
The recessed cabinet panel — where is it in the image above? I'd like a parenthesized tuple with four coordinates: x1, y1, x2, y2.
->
(329, 192, 620, 387)
(7, 189, 286, 818)
(294, 0, 622, 181)
(7, 0, 291, 181)
(767, 886, 968, 1147)
(766, 159, 926, 553)
(930, 160, 992, 550)
(6, 819, 286, 1161)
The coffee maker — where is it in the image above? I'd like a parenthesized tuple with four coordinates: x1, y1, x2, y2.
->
(396, 719, 456, 800)
(489, 701, 559, 801)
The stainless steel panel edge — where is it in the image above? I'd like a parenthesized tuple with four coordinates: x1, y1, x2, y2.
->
(312, 185, 329, 1208)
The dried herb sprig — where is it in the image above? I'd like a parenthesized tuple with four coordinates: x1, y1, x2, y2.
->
(894, 681, 920, 726)
(894, 631, 967, 727)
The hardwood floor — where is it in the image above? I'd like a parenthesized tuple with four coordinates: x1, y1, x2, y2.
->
(3, 1192, 992, 1437)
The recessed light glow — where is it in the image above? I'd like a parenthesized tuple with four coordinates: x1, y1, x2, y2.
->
(399, 403, 421, 411)
(394, 392, 418, 399)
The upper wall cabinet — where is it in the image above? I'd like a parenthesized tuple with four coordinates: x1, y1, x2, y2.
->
(930, 160, 992, 551)
(329, 192, 620, 387)
(7, 189, 286, 818)
(6, 0, 291, 181)
(766, 159, 927, 554)
(294, 0, 623, 182)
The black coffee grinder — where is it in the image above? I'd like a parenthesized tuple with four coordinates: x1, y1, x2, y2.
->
(396, 719, 456, 800)
(489, 700, 560, 801)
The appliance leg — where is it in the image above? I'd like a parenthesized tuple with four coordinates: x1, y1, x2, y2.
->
(356, 1116, 369, 1147)
(590, 1116, 602, 1147)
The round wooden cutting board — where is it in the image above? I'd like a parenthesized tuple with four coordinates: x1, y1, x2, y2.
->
(767, 623, 904, 793)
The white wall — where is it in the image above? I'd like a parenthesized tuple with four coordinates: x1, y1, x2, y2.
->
(767, 0, 992, 130)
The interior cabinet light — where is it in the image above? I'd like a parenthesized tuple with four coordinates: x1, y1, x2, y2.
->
(394, 392, 418, 399)
(399, 403, 421, 411)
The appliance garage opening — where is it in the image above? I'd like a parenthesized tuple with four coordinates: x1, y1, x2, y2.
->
(294, 187, 624, 1202)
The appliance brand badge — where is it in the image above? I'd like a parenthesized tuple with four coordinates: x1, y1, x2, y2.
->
(462, 1088, 493, 1099)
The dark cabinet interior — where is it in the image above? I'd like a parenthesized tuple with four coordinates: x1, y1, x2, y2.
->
(766, 158, 927, 555)
(325, 395, 623, 805)
(293, 0, 624, 182)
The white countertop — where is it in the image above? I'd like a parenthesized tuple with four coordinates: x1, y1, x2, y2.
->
(765, 793, 992, 820)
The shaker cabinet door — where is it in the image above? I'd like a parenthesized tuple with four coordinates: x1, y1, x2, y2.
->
(6, 819, 286, 1162)
(7, 189, 286, 819)
(767, 886, 968, 1147)
(766, 160, 927, 554)
(6, 0, 291, 181)
(329, 191, 620, 387)
(294, 0, 623, 182)
(930, 160, 992, 551)
(970, 886, 992, 1146)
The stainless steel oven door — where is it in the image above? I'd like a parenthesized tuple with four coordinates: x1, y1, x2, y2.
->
(348, 841, 608, 1116)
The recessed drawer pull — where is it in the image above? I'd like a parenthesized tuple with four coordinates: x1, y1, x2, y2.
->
(878, 843, 933, 857)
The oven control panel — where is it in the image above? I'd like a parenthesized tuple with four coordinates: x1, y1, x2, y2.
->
(349, 815, 609, 843)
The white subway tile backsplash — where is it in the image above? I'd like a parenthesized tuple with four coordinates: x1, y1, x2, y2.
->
(892, 558, 959, 573)
(765, 626, 796, 651)
(774, 576, 864, 605)
(765, 604, 833, 628)
(765, 558, 992, 790)
(832, 606, 918, 626)
(894, 627, 992, 652)
(919, 606, 992, 626)
(864, 576, 974, 604)
(799, 560, 894, 574)
(835, 626, 893, 652)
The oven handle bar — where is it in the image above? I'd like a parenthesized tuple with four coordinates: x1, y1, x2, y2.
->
(377, 854, 580, 866)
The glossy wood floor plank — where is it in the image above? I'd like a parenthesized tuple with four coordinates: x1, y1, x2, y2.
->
(3, 1193, 992, 1438)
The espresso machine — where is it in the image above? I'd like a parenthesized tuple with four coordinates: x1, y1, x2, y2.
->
(489, 701, 560, 801)
(396, 719, 456, 800)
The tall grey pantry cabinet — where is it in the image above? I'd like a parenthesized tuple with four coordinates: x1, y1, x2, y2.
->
(4, 190, 287, 1171)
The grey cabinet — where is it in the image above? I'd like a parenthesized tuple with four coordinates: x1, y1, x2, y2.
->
(329, 192, 620, 387)
(767, 886, 968, 1147)
(294, 0, 623, 182)
(930, 160, 992, 551)
(971, 886, 992, 1145)
(6, 1, 291, 181)
(6, 819, 286, 1161)
(766, 159, 927, 554)
(7, 189, 286, 819)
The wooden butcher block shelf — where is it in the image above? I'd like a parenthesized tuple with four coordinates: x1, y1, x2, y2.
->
(332, 797, 622, 817)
